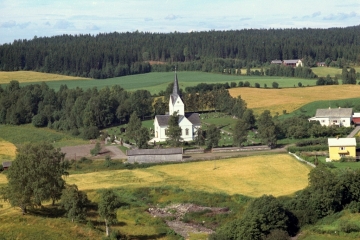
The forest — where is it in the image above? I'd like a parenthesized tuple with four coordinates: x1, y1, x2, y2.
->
(0, 26, 359, 78)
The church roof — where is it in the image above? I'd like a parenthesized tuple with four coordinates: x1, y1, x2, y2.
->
(185, 113, 201, 125)
(155, 113, 201, 126)
(155, 115, 171, 126)
(170, 73, 181, 104)
(173, 73, 180, 96)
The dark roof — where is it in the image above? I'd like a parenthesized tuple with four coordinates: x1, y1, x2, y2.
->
(156, 113, 201, 126)
(2, 161, 12, 168)
(283, 59, 300, 64)
(127, 148, 183, 156)
(315, 108, 353, 118)
(185, 113, 201, 125)
(155, 115, 170, 126)
(173, 73, 180, 96)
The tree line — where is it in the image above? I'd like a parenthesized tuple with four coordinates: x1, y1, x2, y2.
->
(0, 26, 359, 78)
(0, 80, 248, 139)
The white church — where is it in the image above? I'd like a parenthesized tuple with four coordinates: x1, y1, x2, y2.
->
(153, 73, 201, 142)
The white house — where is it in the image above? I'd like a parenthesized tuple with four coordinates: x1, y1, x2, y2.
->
(154, 73, 201, 142)
(308, 108, 353, 127)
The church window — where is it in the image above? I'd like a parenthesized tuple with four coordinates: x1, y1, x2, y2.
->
(185, 128, 189, 135)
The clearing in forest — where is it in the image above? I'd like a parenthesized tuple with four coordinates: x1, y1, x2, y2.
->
(0, 71, 90, 84)
(229, 85, 360, 115)
(67, 154, 311, 197)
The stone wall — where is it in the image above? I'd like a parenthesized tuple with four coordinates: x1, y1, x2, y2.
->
(127, 154, 183, 164)
(211, 145, 270, 153)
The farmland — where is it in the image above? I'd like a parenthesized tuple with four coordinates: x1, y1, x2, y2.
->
(229, 85, 360, 115)
(66, 154, 310, 197)
(0, 139, 16, 161)
(0, 71, 89, 84)
(0, 124, 88, 148)
(11, 71, 317, 94)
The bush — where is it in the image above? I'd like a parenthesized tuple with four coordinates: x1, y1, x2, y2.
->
(82, 126, 100, 140)
(255, 83, 260, 88)
(32, 114, 47, 127)
(238, 81, 244, 87)
(244, 81, 250, 87)
(272, 82, 279, 88)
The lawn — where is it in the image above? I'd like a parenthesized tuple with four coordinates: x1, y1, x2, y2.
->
(66, 154, 311, 197)
(229, 85, 360, 115)
(0, 70, 89, 84)
(0, 124, 88, 148)
(16, 71, 319, 94)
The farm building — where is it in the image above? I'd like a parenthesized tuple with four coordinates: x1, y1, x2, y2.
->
(270, 60, 282, 65)
(317, 62, 326, 67)
(154, 72, 201, 142)
(126, 148, 183, 164)
(308, 108, 353, 127)
(2, 161, 12, 170)
(352, 113, 360, 125)
(283, 59, 303, 67)
(328, 138, 356, 161)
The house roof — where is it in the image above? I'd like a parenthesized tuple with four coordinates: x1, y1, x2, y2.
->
(315, 108, 353, 118)
(156, 113, 201, 127)
(328, 138, 356, 147)
(2, 161, 12, 168)
(283, 59, 300, 64)
(127, 148, 183, 156)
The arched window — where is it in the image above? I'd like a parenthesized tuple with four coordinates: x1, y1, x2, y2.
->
(185, 128, 189, 135)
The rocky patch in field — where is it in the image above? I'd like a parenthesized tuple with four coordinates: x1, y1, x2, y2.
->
(148, 203, 229, 238)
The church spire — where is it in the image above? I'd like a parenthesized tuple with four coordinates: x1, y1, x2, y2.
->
(172, 67, 180, 96)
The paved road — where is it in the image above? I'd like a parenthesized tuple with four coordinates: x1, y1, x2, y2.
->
(347, 126, 360, 138)
(105, 146, 127, 160)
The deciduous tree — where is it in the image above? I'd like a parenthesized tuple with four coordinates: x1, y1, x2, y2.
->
(233, 119, 249, 147)
(167, 112, 182, 147)
(2, 142, 67, 214)
(60, 184, 89, 222)
(98, 189, 120, 237)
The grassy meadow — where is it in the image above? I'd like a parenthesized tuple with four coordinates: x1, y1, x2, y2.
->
(311, 66, 360, 78)
(66, 154, 310, 197)
(0, 71, 89, 84)
(229, 85, 360, 115)
(13, 71, 318, 94)
(0, 124, 88, 148)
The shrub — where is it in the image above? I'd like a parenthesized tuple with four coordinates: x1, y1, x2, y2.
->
(238, 81, 244, 87)
(255, 83, 260, 88)
(272, 82, 279, 88)
(244, 81, 250, 87)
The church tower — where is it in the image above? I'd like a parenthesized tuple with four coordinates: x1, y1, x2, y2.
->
(169, 72, 184, 116)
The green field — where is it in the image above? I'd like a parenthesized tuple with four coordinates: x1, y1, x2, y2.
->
(311, 66, 360, 78)
(279, 97, 360, 119)
(16, 71, 318, 94)
(0, 124, 88, 148)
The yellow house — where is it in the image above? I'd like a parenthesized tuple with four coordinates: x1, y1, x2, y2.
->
(328, 138, 356, 161)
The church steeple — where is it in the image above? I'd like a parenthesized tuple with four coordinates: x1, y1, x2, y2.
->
(172, 72, 180, 96)
(169, 69, 184, 116)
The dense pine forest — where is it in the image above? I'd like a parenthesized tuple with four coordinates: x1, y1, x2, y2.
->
(0, 26, 359, 78)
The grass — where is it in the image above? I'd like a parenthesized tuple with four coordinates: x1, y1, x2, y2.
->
(229, 85, 360, 115)
(66, 154, 310, 197)
(0, 139, 16, 161)
(0, 71, 89, 84)
(15, 71, 319, 94)
(0, 124, 88, 148)
(311, 66, 360, 78)
(280, 97, 360, 120)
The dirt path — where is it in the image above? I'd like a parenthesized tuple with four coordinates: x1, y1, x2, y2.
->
(105, 146, 127, 159)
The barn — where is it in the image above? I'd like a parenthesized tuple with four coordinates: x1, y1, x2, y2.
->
(126, 148, 183, 164)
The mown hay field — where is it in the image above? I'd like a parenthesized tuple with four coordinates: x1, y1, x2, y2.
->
(0, 139, 16, 161)
(229, 85, 360, 115)
(0, 71, 90, 84)
(67, 154, 311, 197)
(311, 66, 360, 78)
